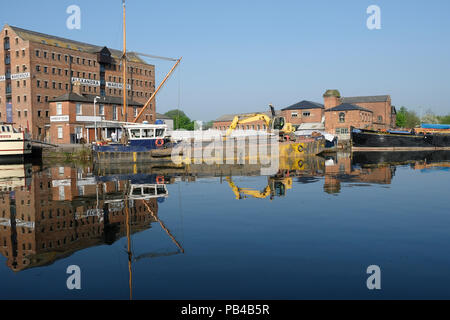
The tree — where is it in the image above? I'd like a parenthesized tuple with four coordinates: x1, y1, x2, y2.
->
(421, 109, 440, 124)
(438, 114, 450, 125)
(164, 109, 195, 130)
(395, 106, 420, 129)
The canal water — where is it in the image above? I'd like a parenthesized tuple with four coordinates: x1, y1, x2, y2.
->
(1, 151, 450, 299)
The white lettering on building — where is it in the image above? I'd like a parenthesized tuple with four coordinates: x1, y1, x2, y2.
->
(71, 77, 100, 87)
(11, 72, 30, 80)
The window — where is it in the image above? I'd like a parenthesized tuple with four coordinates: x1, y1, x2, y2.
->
(113, 105, 117, 120)
(336, 128, 349, 134)
(56, 103, 62, 115)
(76, 103, 82, 115)
(339, 112, 345, 123)
(130, 129, 141, 138)
(142, 129, 154, 138)
(378, 115, 383, 122)
(57, 126, 63, 139)
(99, 104, 104, 115)
(302, 111, 311, 117)
(37, 110, 41, 117)
(35, 50, 40, 57)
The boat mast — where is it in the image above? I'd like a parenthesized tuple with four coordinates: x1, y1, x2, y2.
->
(122, 0, 128, 123)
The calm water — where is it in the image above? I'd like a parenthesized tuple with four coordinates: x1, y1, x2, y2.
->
(1, 151, 450, 299)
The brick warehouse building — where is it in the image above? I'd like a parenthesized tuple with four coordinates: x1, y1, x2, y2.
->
(0, 25, 156, 140)
(323, 89, 396, 139)
(212, 90, 396, 141)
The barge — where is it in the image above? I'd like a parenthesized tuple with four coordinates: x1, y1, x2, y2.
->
(351, 125, 450, 151)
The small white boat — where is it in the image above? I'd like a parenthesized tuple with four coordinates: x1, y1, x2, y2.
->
(0, 123, 32, 157)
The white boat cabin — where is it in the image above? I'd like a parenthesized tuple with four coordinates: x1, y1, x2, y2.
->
(124, 124, 168, 140)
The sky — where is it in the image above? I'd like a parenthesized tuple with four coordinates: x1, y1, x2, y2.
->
(2, 0, 450, 121)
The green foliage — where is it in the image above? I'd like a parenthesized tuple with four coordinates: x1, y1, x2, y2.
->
(203, 121, 214, 130)
(164, 109, 195, 130)
(395, 106, 420, 128)
(438, 115, 450, 125)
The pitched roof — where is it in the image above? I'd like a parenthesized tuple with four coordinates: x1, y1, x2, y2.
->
(6, 25, 150, 65)
(341, 95, 390, 104)
(49, 93, 143, 106)
(282, 100, 324, 111)
(325, 103, 373, 113)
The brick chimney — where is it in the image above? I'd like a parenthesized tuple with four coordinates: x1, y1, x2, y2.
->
(73, 81, 82, 95)
(323, 89, 341, 110)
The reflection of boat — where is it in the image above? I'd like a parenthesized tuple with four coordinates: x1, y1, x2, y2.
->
(0, 123, 32, 161)
(129, 184, 168, 200)
(352, 150, 450, 166)
(351, 127, 450, 151)
(0, 163, 32, 191)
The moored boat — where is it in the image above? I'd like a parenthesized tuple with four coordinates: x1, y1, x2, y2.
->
(92, 122, 177, 163)
(351, 126, 450, 151)
(0, 123, 32, 161)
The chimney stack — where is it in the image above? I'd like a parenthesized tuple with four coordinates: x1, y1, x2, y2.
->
(323, 89, 341, 110)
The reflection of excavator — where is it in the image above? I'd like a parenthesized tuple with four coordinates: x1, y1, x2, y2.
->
(225, 104, 296, 141)
(226, 176, 292, 200)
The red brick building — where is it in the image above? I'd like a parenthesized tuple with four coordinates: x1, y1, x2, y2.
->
(0, 25, 156, 140)
(280, 100, 324, 128)
(48, 83, 147, 144)
(323, 89, 396, 139)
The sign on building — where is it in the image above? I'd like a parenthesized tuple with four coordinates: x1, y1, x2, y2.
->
(50, 115, 70, 122)
(71, 77, 100, 87)
(11, 72, 30, 80)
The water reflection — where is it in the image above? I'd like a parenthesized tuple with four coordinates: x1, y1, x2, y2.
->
(1, 150, 450, 275)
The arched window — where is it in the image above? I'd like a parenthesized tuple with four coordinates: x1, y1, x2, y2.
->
(378, 115, 383, 122)
(339, 112, 345, 123)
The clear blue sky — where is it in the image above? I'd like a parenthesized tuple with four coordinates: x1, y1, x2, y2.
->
(2, 0, 450, 121)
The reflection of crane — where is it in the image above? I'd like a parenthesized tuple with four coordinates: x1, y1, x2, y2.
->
(122, 184, 184, 300)
(225, 105, 296, 141)
(226, 176, 292, 200)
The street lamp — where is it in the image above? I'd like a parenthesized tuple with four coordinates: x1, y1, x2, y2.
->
(94, 96, 101, 141)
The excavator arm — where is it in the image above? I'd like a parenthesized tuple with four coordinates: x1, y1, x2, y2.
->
(225, 114, 272, 137)
(226, 177, 272, 199)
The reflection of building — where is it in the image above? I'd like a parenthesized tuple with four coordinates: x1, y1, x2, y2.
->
(0, 166, 159, 272)
(323, 152, 395, 194)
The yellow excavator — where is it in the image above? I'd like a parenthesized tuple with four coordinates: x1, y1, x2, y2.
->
(226, 176, 293, 200)
(225, 105, 296, 141)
